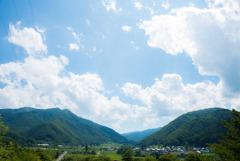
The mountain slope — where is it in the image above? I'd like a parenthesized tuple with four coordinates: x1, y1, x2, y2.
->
(139, 108, 231, 147)
(0, 107, 128, 145)
(0, 107, 62, 134)
(122, 127, 161, 142)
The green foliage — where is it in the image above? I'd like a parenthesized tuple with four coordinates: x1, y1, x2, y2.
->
(135, 150, 142, 157)
(35, 148, 53, 161)
(0, 114, 61, 160)
(85, 144, 89, 152)
(62, 154, 111, 161)
(186, 153, 216, 161)
(122, 149, 133, 161)
(0, 140, 46, 161)
(144, 156, 155, 161)
(157, 154, 180, 161)
(140, 108, 231, 146)
(210, 109, 240, 161)
(101, 150, 122, 160)
(133, 157, 145, 161)
(0, 107, 128, 146)
(91, 150, 96, 155)
(0, 143, 61, 161)
(143, 155, 180, 161)
(117, 145, 132, 155)
(0, 115, 8, 143)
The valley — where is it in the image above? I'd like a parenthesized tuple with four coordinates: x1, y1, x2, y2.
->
(0, 107, 239, 160)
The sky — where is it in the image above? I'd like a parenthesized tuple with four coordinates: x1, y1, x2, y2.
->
(0, 0, 240, 133)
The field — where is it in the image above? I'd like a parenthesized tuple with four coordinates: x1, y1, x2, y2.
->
(101, 151, 122, 160)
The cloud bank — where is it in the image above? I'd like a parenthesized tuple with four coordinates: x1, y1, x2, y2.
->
(140, 0, 240, 96)
(122, 74, 226, 117)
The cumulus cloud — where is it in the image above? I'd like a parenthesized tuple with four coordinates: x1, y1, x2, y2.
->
(69, 43, 80, 51)
(122, 74, 240, 119)
(122, 25, 132, 32)
(134, 1, 143, 10)
(8, 21, 47, 55)
(140, 0, 240, 95)
(102, 0, 121, 12)
(0, 54, 147, 130)
(3, 23, 144, 131)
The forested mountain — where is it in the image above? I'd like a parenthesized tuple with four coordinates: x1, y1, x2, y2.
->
(139, 108, 232, 147)
(122, 127, 161, 142)
(0, 107, 128, 145)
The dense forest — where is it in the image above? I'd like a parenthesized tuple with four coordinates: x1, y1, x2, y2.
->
(140, 108, 232, 146)
(0, 108, 239, 161)
(0, 107, 128, 146)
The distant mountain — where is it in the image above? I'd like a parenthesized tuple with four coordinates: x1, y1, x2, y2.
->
(0, 107, 128, 146)
(122, 127, 161, 142)
(139, 108, 231, 147)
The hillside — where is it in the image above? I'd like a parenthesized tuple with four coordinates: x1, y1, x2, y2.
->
(139, 108, 232, 147)
(122, 127, 161, 142)
(0, 107, 128, 145)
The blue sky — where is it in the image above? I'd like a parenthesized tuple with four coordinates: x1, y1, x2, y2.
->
(0, 0, 240, 133)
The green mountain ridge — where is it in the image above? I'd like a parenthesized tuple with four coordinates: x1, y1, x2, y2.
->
(0, 107, 128, 145)
(122, 127, 161, 142)
(139, 107, 232, 147)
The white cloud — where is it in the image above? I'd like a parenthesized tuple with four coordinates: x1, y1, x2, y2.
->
(122, 74, 240, 119)
(102, 0, 121, 12)
(162, 0, 170, 10)
(0, 54, 147, 130)
(7, 22, 47, 56)
(67, 27, 84, 51)
(122, 25, 132, 32)
(134, 1, 143, 10)
(140, 0, 240, 96)
(69, 43, 79, 51)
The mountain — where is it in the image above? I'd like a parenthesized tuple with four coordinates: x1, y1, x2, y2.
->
(0, 107, 128, 145)
(122, 127, 161, 142)
(139, 108, 232, 147)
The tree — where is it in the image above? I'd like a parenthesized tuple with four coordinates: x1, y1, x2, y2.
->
(85, 144, 88, 153)
(0, 115, 9, 159)
(117, 146, 132, 155)
(185, 153, 214, 161)
(210, 109, 240, 161)
(135, 150, 142, 157)
(0, 115, 8, 143)
(122, 149, 133, 161)
(157, 154, 180, 161)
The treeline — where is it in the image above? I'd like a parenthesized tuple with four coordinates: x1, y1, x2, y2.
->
(62, 155, 111, 161)
(0, 115, 61, 161)
(63, 109, 240, 161)
(140, 108, 232, 147)
(1, 109, 240, 161)
(0, 143, 61, 161)
(115, 146, 216, 161)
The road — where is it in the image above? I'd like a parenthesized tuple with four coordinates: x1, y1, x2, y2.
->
(56, 151, 67, 161)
